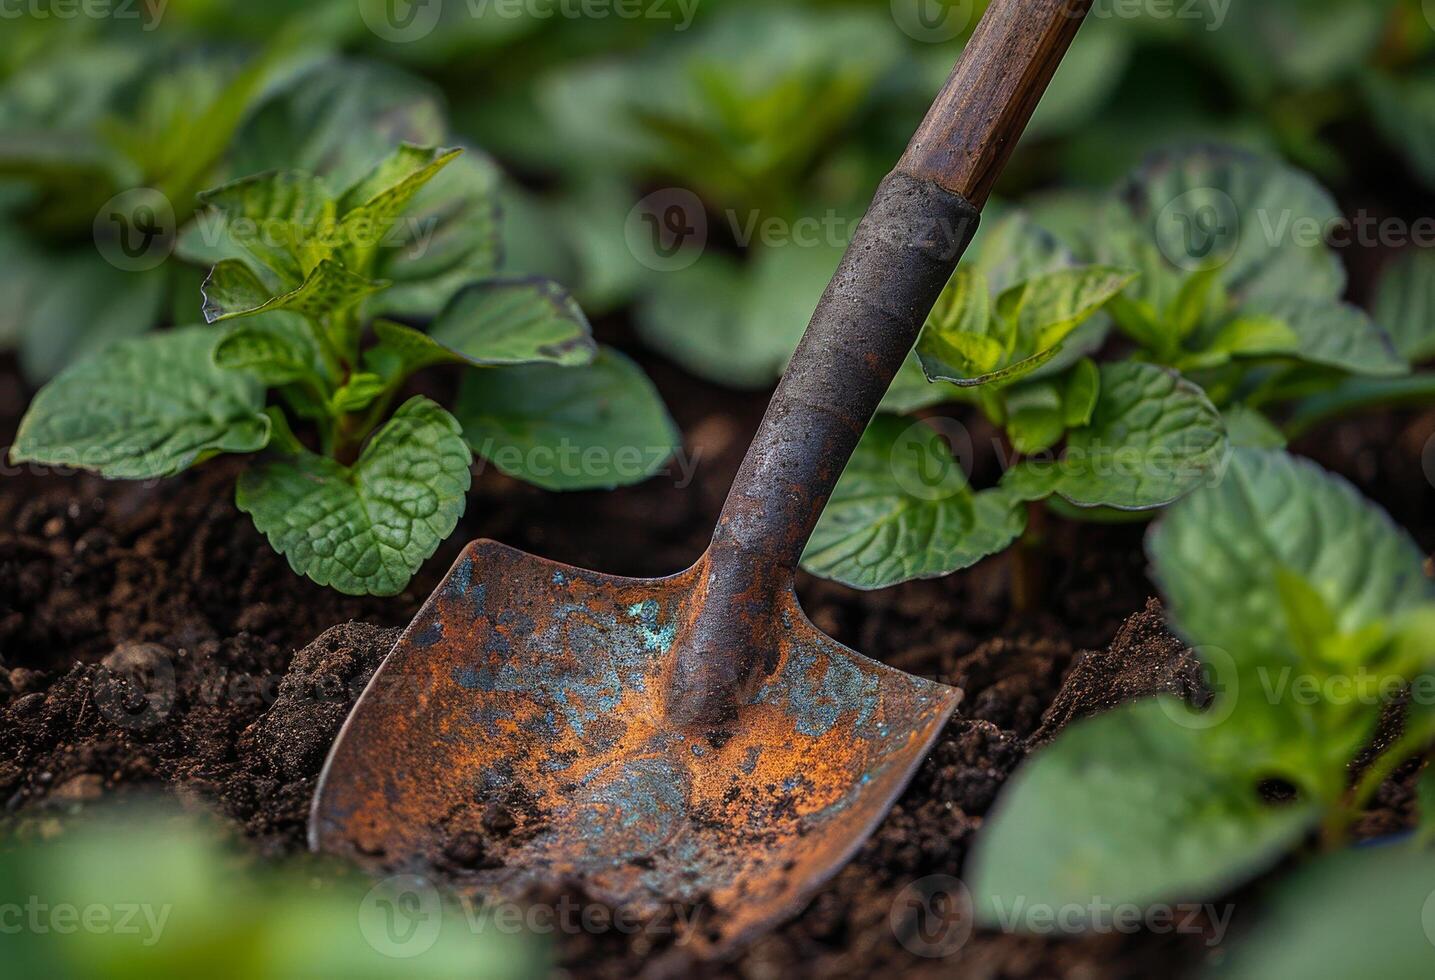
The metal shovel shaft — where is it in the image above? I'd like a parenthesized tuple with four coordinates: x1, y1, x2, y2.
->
(671, 0, 1098, 726)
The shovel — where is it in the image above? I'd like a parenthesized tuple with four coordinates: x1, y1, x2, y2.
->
(313, 0, 1093, 954)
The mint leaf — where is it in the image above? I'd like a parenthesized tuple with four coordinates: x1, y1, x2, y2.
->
(19, 254, 166, 382)
(1222, 404, 1288, 449)
(453, 347, 678, 492)
(429, 279, 596, 367)
(212, 312, 325, 386)
(334, 144, 461, 272)
(330, 373, 386, 414)
(237, 397, 471, 596)
(203, 258, 385, 324)
(1004, 382, 1068, 456)
(1373, 248, 1435, 364)
(14, 327, 270, 479)
(635, 240, 843, 388)
(375, 152, 503, 317)
(1053, 362, 1227, 510)
(969, 698, 1320, 921)
(802, 416, 1027, 590)
(879, 353, 964, 415)
(1235, 295, 1407, 377)
(1149, 449, 1435, 671)
(195, 171, 335, 287)
(230, 63, 447, 193)
(919, 266, 1133, 388)
(1213, 847, 1435, 979)
(1099, 147, 1346, 312)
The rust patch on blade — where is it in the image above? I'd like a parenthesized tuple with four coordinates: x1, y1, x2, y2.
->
(311, 540, 961, 956)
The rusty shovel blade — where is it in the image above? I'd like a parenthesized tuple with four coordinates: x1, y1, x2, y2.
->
(311, 541, 960, 954)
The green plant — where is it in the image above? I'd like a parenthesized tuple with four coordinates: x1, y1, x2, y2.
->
(803, 145, 1435, 594)
(0, 801, 542, 979)
(800, 209, 1228, 592)
(12, 144, 677, 596)
(968, 448, 1435, 926)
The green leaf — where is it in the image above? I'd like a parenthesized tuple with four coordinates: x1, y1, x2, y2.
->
(1211, 847, 1435, 980)
(1053, 362, 1227, 510)
(802, 416, 1028, 590)
(1149, 449, 1435, 674)
(19, 254, 166, 382)
(1063, 358, 1101, 428)
(918, 266, 1133, 388)
(1372, 249, 1435, 364)
(635, 240, 843, 389)
(229, 62, 447, 192)
(453, 347, 678, 492)
(429, 279, 596, 368)
(970, 699, 1320, 922)
(878, 353, 964, 415)
(1004, 383, 1068, 456)
(1098, 147, 1346, 313)
(203, 258, 386, 324)
(212, 312, 325, 386)
(1419, 763, 1435, 848)
(237, 397, 472, 596)
(13, 327, 271, 479)
(330, 373, 386, 414)
(1234, 296, 1407, 377)
(195, 171, 335, 287)
(333, 144, 461, 271)
(374, 152, 503, 318)
(1222, 404, 1288, 449)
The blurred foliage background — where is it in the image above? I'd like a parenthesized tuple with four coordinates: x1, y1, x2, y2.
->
(4, 0, 1435, 385)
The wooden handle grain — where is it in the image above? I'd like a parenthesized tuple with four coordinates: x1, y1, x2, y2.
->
(897, 0, 1096, 206)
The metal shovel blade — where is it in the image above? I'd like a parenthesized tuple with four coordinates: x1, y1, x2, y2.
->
(311, 540, 961, 954)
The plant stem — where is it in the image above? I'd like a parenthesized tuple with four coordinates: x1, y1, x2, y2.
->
(1010, 501, 1048, 616)
(1324, 711, 1435, 849)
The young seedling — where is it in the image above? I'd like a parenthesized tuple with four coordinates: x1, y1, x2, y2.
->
(802, 146, 1435, 596)
(801, 210, 1228, 593)
(968, 448, 1435, 926)
(13, 144, 678, 596)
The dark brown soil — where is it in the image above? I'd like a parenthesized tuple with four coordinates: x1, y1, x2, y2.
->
(2, 349, 1432, 978)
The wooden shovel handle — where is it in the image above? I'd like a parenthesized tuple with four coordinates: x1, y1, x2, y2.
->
(899, 0, 1094, 206)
